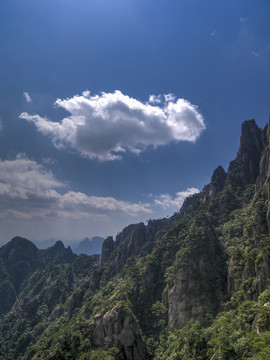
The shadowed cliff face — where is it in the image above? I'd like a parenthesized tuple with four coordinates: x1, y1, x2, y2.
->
(208, 165, 227, 200)
(99, 236, 115, 266)
(100, 221, 158, 275)
(227, 120, 264, 187)
(164, 213, 227, 329)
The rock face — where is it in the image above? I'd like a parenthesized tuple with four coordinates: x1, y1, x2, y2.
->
(100, 222, 157, 275)
(209, 166, 227, 199)
(90, 304, 146, 360)
(227, 119, 264, 187)
(166, 217, 226, 329)
(257, 119, 270, 233)
(113, 223, 147, 274)
(167, 265, 211, 329)
(99, 236, 115, 265)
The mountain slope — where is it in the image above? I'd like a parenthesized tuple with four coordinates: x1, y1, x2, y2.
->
(0, 238, 77, 317)
(1, 119, 270, 359)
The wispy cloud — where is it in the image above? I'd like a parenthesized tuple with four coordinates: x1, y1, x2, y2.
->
(252, 50, 260, 57)
(0, 155, 200, 239)
(148, 94, 162, 104)
(164, 93, 176, 102)
(0, 155, 151, 220)
(0, 155, 200, 222)
(154, 187, 200, 211)
(210, 30, 216, 37)
(20, 90, 205, 161)
(240, 17, 248, 24)
(23, 92, 32, 103)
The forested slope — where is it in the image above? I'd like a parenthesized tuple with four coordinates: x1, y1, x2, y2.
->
(1, 119, 270, 359)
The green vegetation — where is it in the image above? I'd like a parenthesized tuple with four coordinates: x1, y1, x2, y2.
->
(1, 120, 270, 359)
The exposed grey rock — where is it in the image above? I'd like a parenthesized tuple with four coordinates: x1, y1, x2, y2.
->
(50, 305, 62, 321)
(90, 303, 146, 360)
(113, 223, 146, 274)
(166, 219, 226, 330)
(227, 119, 264, 187)
(99, 236, 115, 265)
(209, 166, 226, 199)
(167, 259, 220, 329)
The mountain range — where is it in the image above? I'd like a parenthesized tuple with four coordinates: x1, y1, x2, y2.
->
(1, 119, 270, 359)
(31, 237, 104, 256)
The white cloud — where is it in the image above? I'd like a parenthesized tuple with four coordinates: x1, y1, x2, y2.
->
(20, 90, 205, 161)
(0, 154, 63, 201)
(148, 94, 162, 104)
(59, 191, 151, 216)
(0, 155, 151, 220)
(82, 90, 91, 98)
(0, 155, 201, 240)
(154, 187, 200, 210)
(210, 30, 216, 37)
(0, 209, 32, 220)
(23, 92, 32, 103)
(164, 93, 176, 102)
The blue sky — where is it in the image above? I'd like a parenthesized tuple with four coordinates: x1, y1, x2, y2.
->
(0, 0, 270, 242)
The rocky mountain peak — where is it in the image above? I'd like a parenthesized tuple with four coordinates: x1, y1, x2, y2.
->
(52, 240, 65, 250)
(237, 119, 263, 158)
(209, 165, 226, 199)
(99, 236, 114, 265)
(41, 241, 77, 265)
(8, 236, 38, 250)
(227, 119, 264, 186)
(0, 237, 41, 295)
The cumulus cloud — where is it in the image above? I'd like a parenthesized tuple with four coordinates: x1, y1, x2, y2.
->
(148, 94, 162, 104)
(0, 155, 151, 220)
(154, 187, 200, 211)
(23, 92, 32, 103)
(59, 191, 150, 216)
(20, 90, 205, 161)
(0, 154, 63, 201)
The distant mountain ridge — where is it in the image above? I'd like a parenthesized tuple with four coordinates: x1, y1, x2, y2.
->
(73, 236, 104, 255)
(0, 236, 76, 315)
(31, 236, 104, 255)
